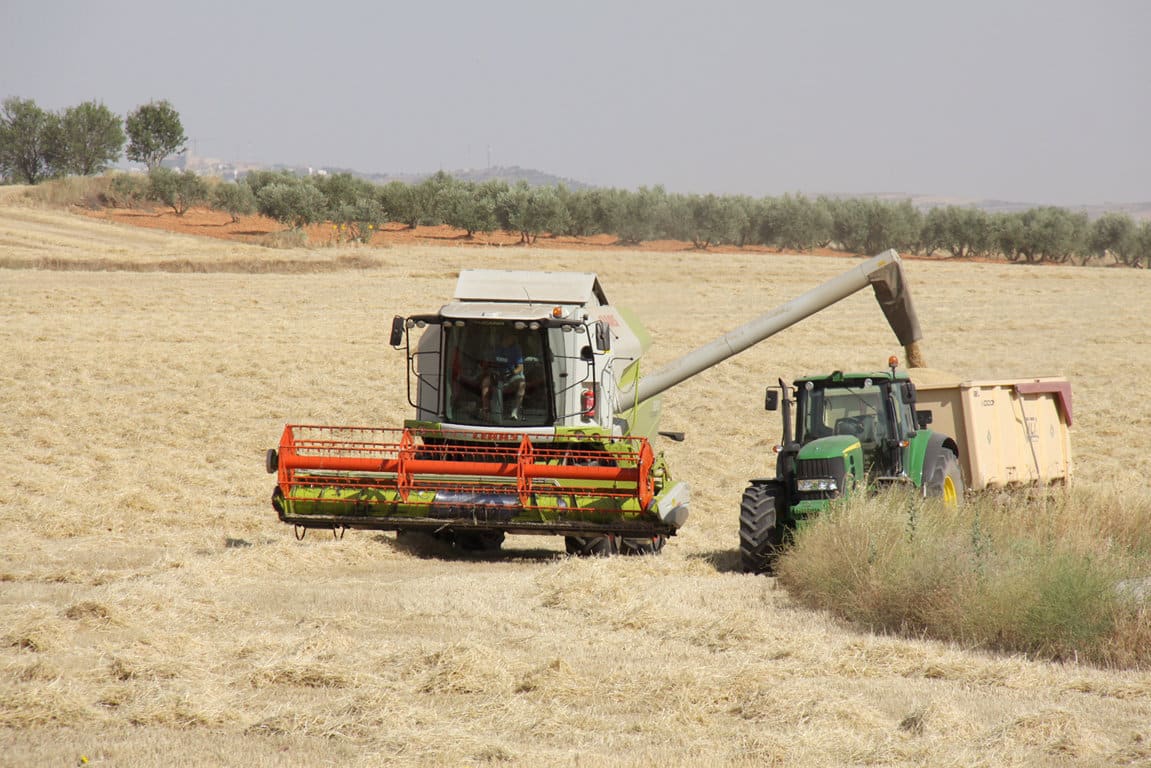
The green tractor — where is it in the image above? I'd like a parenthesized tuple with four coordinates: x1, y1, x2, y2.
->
(740, 357, 964, 574)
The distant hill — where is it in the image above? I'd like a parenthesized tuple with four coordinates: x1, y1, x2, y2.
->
(317, 164, 590, 191)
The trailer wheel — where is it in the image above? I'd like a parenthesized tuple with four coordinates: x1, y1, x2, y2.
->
(740, 483, 783, 575)
(925, 452, 964, 507)
(565, 535, 619, 557)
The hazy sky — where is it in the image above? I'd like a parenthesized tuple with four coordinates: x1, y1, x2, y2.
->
(2, 0, 1148, 205)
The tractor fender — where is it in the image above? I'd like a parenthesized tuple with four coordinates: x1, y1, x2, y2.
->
(913, 430, 961, 490)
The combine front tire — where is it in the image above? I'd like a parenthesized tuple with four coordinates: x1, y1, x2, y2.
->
(565, 535, 619, 557)
(620, 535, 667, 556)
(740, 483, 784, 574)
(455, 531, 506, 552)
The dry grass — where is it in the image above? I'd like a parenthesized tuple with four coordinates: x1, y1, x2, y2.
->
(777, 487, 1151, 665)
(2, 202, 1151, 766)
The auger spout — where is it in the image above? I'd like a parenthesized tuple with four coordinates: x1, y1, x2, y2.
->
(622, 250, 923, 410)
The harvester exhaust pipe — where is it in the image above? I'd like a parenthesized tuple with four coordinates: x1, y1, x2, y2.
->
(622, 250, 924, 411)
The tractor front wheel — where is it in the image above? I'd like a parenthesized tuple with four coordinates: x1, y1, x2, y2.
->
(740, 483, 784, 574)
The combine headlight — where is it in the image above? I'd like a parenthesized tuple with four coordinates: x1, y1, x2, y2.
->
(797, 477, 838, 493)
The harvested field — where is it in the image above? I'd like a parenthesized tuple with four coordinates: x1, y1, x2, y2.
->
(2, 195, 1151, 767)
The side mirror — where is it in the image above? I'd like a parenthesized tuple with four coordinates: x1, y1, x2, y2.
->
(595, 319, 611, 352)
(389, 316, 405, 347)
(916, 409, 933, 429)
(765, 389, 779, 411)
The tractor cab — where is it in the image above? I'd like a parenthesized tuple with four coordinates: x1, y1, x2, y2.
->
(794, 370, 919, 477)
(768, 359, 926, 504)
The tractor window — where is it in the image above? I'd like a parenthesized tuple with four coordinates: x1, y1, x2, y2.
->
(442, 323, 551, 427)
(798, 382, 888, 447)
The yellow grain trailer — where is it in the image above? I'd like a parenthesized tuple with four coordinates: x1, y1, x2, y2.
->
(908, 371, 1072, 489)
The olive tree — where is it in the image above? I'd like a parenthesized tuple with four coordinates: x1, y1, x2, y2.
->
(0, 97, 55, 183)
(148, 167, 208, 215)
(57, 101, 125, 176)
(256, 180, 327, 230)
(211, 181, 257, 223)
(126, 100, 186, 170)
(604, 186, 670, 245)
(1086, 212, 1136, 265)
(496, 182, 569, 244)
(439, 182, 498, 238)
(378, 181, 420, 229)
(921, 206, 992, 259)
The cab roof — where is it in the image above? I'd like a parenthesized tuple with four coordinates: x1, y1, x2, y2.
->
(796, 370, 909, 384)
(454, 270, 608, 307)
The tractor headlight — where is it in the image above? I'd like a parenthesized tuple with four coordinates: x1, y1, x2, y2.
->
(797, 477, 838, 493)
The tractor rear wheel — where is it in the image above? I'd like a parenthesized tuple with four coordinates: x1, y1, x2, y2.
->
(924, 452, 964, 507)
(740, 483, 783, 574)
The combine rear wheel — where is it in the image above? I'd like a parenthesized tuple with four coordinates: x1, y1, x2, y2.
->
(565, 535, 619, 557)
(740, 483, 784, 574)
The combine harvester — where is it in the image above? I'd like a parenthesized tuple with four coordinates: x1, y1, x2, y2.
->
(266, 250, 925, 555)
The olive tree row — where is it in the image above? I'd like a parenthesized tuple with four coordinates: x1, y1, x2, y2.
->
(203, 169, 1151, 267)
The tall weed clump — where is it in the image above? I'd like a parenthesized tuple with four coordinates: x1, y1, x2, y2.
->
(21, 174, 112, 208)
(775, 484, 1151, 667)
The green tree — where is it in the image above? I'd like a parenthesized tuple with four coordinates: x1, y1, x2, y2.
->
(921, 206, 992, 259)
(242, 169, 300, 197)
(378, 181, 420, 229)
(125, 100, 186, 170)
(728, 195, 767, 248)
(148, 167, 208, 215)
(57, 101, 125, 176)
(439, 182, 497, 238)
(604, 186, 670, 245)
(1130, 222, 1151, 269)
(766, 194, 835, 251)
(1087, 212, 1135, 265)
(826, 198, 922, 255)
(211, 181, 257, 223)
(668, 193, 744, 249)
(411, 171, 455, 226)
(552, 186, 609, 237)
(311, 172, 376, 211)
(257, 181, 327, 230)
(495, 183, 570, 244)
(0, 97, 55, 183)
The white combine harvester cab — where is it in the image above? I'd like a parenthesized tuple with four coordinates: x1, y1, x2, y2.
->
(401, 270, 650, 436)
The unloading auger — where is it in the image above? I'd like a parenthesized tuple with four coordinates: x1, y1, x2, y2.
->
(266, 249, 922, 555)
